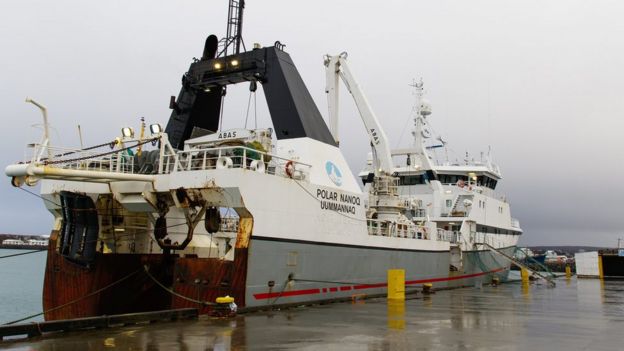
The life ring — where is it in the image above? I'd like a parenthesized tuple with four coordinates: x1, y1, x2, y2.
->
(457, 179, 465, 188)
(216, 156, 233, 169)
(250, 160, 266, 173)
(285, 160, 295, 178)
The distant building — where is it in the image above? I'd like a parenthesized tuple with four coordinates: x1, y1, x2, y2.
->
(2, 239, 25, 245)
(27, 239, 48, 246)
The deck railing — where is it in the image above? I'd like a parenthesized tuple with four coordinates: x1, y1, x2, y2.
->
(366, 219, 428, 240)
(163, 145, 311, 180)
(437, 229, 462, 244)
(25, 142, 310, 181)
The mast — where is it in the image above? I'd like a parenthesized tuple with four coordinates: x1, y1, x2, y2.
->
(408, 79, 435, 172)
(219, 0, 246, 57)
(410, 79, 426, 150)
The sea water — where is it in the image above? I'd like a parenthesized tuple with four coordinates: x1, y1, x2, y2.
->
(0, 249, 46, 324)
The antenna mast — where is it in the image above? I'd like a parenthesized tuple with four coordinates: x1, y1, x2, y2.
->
(219, 0, 246, 57)
(409, 78, 426, 148)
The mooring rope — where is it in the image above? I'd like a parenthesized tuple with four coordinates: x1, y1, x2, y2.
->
(0, 249, 46, 260)
(142, 265, 215, 306)
(3, 268, 143, 325)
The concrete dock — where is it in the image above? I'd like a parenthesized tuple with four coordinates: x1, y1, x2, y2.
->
(2, 277, 623, 350)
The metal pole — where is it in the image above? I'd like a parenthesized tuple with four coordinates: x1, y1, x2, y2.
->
(25, 98, 52, 160)
(77, 125, 84, 150)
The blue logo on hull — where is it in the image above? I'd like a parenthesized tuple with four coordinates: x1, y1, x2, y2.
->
(325, 161, 343, 186)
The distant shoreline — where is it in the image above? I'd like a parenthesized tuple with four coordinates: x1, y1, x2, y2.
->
(0, 234, 49, 251)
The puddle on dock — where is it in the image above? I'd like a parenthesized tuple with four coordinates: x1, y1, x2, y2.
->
(3, 278, 623, 350)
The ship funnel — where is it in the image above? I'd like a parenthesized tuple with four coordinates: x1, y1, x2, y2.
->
(202, 35, 219, 60)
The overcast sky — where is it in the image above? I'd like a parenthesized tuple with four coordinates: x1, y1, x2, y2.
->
(1, 0, 623, 246)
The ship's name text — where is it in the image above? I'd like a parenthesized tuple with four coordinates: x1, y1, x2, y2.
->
(316, 189, 360, 214)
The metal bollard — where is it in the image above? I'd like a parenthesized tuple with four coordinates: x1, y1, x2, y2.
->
(565, 265, 572, 278)
(521, 268, 529, 284)
(210, 296, 237, 318)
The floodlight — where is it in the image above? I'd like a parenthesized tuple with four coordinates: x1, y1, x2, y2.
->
(149, 123, 162, 135)
(121, 127, 134, 138)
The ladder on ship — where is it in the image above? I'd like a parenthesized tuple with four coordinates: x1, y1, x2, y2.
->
(219, 0, 246, 56)
(478, 242, 557, 287)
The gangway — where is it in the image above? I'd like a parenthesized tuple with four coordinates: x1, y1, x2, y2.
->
(478, 242, 556, 287)
(517, 248, 558, 278)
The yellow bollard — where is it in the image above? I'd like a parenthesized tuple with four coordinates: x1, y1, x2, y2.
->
(565, 265, 572, 278)
(387, 269, 405, 301)
(521, 267, 529, 284)
(598, 255, 604, 279)
(211, 296, 237, 318)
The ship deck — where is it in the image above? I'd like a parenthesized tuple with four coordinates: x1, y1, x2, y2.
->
(3, 276, 623, 350)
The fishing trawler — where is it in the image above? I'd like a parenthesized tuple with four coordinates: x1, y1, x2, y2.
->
(4, 1, 519, 321)
(358, 80, 521, 277)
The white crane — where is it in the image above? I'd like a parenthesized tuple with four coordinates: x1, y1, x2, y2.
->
(324, 53, 394, 177)
(324, 53, 407, 223)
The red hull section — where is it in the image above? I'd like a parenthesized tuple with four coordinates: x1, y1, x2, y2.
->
(42, 231, 249, 321)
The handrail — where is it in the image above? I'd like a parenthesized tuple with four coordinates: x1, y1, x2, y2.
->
(480, 242, 556, 287)
(164, 145, 312, 180)
(436, 228, 461, 243)
(366, 219, 428, 240)
(18, 143, 310, 182)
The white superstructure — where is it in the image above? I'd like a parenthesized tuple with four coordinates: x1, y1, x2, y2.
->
(358, 79, 521, 266)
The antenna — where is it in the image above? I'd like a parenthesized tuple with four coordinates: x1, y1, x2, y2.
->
(409, 78, 425, 148)
(77, 125, 84, 150)
(219, 0, 246, 57)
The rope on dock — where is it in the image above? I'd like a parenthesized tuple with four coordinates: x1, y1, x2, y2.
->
(3, 268, 143, 325)
(142, 265, 216, 306)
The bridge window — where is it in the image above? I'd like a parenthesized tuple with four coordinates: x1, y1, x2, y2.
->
(399, 175, 426, 185)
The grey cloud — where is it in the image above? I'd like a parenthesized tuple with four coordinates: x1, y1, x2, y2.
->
(1, 0, 622, 246)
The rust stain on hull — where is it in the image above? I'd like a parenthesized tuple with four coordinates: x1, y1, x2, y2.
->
(42, 232, 250, 321)
(170, 248, 248, 314)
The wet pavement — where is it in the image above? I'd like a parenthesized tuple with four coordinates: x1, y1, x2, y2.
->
(3, 277, 623, 350)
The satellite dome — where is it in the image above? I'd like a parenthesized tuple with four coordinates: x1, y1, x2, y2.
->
(419, 99, 432, 116)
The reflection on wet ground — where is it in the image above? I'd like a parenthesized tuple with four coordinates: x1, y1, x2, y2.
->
(4, 278, 623, 350)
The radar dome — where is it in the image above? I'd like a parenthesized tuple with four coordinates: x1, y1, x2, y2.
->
(419, 99, 432, 116)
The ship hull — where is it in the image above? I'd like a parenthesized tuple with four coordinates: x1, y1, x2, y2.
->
(244, 237, 514, 307)
(42, 231, 249, 320)
(42, 230, 515, 320)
